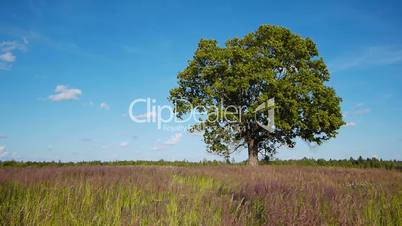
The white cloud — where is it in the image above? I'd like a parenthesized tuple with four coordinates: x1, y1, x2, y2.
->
(164, 133, 183, 145)
(0, 146, 7, 157)
(48, 85, 82, 102)
(0, 52, 16, 62)
(329, 46, 402, 72)
(344, 121, 357, 127)
(0, 40, 27, 70)
(119, 141, 129, 148)
(100, 102, 110, 110)
(152, 133, 183, 150)
(0, 40, 27, 52)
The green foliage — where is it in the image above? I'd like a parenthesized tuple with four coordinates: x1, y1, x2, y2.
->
(169, 24, 344, 163)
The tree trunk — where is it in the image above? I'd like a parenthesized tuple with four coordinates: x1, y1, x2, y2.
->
(247, 139, 259, 166)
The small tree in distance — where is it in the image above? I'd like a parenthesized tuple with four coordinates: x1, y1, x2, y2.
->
(169, 25, 344, 166)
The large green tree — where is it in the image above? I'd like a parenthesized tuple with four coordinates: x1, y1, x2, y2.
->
(169, 25, 344, 166)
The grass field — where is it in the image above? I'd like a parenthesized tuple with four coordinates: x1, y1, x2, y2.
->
(0, 165, 401, 225)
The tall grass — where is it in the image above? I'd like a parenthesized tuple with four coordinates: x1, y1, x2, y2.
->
(0, 166, 401, 225)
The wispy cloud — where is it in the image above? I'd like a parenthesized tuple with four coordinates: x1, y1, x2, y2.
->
(0, 134, 7, 139)
(329, 46, 402, 72)
(122, 45, 142, 54)
(152, 145, 163, 151)
(0, 40, 27, 52)
(48, 85, 82, 102)
(0, 145, 7, 157)
(100, 102, 110, 110)
(0, 62, 9, 70)
(344, 103, 371, 117)
(349, 108, 370, 116)
(82, 101, 95, 108)
(119, 141, 129, 148)
(0, 26, 110, 65)
(344, 121, 357, 127)
(0, 39, 28, 70)
(164, 133, 183, 145)
(152, 133, 183, 150)
(81, 138, 93, 143)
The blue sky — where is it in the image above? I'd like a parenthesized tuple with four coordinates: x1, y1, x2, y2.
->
(0, 0, 401, 162)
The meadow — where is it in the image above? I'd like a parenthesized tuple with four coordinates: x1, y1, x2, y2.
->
(0, 165, 401, 225)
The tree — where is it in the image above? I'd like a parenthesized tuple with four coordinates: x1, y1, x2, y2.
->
(169, 25, 344, 166)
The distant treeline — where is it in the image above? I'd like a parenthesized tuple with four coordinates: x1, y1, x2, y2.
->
(263, 157, 402, 170)
(0, 157, 401, 170)
(0, 160, 224, 168)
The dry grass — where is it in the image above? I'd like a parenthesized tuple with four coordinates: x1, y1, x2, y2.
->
(0, 165, 401, 225)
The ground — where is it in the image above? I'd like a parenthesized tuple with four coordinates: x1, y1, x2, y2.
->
(0, 165, 401, 225)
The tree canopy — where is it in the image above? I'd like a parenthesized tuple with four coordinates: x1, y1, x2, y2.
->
(169, 25, 344, 165)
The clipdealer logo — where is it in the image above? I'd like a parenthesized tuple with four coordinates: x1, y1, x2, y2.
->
(128, 98, 275, 132)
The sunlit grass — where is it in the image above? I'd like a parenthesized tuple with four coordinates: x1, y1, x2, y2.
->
(0, 165, 401, 225)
